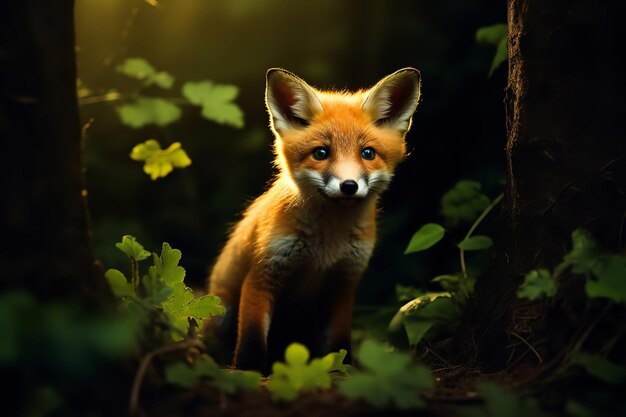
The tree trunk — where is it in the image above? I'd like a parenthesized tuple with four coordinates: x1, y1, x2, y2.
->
(465, 0, 626, 368)
(0, 0, 106, 299)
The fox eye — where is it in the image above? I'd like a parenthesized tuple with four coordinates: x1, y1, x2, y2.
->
(312, 147, 330, 160)
(361, 147, 376, 160)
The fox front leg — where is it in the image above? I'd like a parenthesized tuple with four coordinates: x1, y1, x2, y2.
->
(325, 272, 359, 362)
(233, 271, 276, 372)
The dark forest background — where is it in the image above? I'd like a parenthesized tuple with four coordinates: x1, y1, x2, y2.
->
(77, 0, 506, 303)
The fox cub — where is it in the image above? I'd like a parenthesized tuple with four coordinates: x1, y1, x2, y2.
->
(207, 68, 421, 371)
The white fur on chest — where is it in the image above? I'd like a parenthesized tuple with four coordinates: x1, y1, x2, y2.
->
(263, 205, 374, 276)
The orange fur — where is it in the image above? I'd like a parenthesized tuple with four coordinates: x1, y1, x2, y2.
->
(207, 68, 421, 371)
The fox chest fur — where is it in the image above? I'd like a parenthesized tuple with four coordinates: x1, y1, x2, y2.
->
(207, 67, 421, 372)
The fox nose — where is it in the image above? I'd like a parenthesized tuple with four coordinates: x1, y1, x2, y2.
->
(340, 180, 358, 195)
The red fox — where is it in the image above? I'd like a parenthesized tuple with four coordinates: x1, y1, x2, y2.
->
(207, 68, 421, 371)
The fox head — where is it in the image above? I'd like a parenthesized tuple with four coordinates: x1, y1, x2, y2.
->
(266, 68, 421, 201)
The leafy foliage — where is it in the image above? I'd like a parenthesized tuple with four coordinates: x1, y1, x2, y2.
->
(517, 229, 626, 302)
(463, 382, 547, 417)
(165, 355, 261, 393)
(82, 56, 244, 178)
(389, 293, 460, 346)
(517, 269, 557, 300)
(476, 24, 508, 77)
(339, 340, 434, 409)
(183, 81, 244, 128)
(105, 236, 224, 341)
(116, 57, 174, 89)
(405, 223, 445, 254)
(130, 139, 192, 180)
(397, 181, 500, 347)
(117, 97, 182, 128)
(267, 343, 348, 401)
(0, 291, 140, 417)
(572, 352, 626, 384)
(440, 180, 490, 227)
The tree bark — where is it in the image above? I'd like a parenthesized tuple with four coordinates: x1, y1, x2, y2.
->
(0, 0, 106, 299)
(465, 0, 626, 368)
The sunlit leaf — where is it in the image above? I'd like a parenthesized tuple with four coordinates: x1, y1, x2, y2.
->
(267, 343, 340, 401)
(182, 81, 244, 128)
(115, 235, 151, 261)
(116, 57, 174, 89)
(405, 223, 445, 254)
(116, 58, 156, 80)
(130, 139, 191, 180)
(105, 269, 136, 299)
(117, 98, 181, 128)
(458, 235, 493, 251)
(517, 269, 556, 300)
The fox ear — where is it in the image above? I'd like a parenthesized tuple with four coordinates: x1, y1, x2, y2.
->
(363, 68, 421, 134)
(266, 69, 323, 133)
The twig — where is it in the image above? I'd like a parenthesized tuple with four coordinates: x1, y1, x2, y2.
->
(509, 331, 542, 364)
(129, 339, 204, 416)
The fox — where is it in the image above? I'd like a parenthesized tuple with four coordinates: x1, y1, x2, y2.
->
(207, 67, 421, 372)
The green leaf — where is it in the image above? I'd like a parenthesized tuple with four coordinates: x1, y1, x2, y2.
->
(117, 97, 181, 128)
(476, 23, 507, 44)
(572, 352, 626, 384)
(116, 58, 156, 80)
(105, 269, 136, 299)
(213, 369, 262, 394)
(182, 81, 244, 128)
(267, 343, 338, 401)
(458, 235, 493, 251)
(401, 295, 459, 345)
(324, 349, 352, 375)
(586, 255, 626, 302)
(165, 355, 220, 388)
(476, 24, 508, 77)
(116, 57, 174, 89)
(338, 340, 434, 409)
(431, 274, 460, 292)
(151, 242, 186, 285)
(463, 382, 547, 417)
(403, 320, 435, 346)
(142, 270, 174, 305)
(489, 38, 508, 77)
(405, 223, 445, 254)
(115, 235, 151, 261)
(148, 72, 175, 89)
(517, 269, 557, 300)
(185, 295, 226, 320)
(130, 139, 192, 180)
(441, 180, 491, 227)
(562, 229, 600, 274)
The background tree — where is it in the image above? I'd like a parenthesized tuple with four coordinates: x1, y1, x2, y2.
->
(465, 0, 626, 369)
(0, 0, 106, 299)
